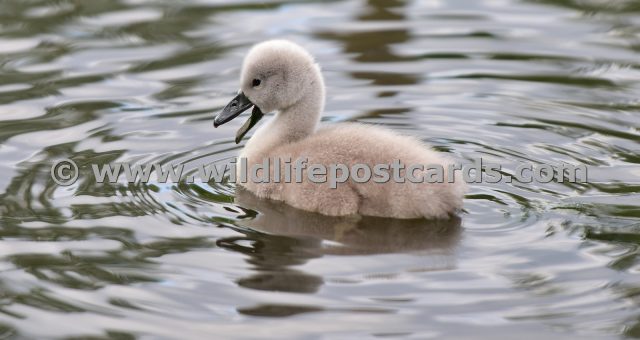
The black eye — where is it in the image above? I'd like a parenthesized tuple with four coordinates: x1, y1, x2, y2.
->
(252, 78, 261, 87)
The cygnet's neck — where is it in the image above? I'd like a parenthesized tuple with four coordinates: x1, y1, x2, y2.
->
(242, 70, 324, 159)
(270, 86, 324, 142)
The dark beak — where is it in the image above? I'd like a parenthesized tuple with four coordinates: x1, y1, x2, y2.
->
(213, 92, 265, 144)
(213, 92, 254, 127)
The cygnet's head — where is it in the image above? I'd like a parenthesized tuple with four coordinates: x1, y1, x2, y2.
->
(213, 40, 323, 143)
(241, 40, 319, 112)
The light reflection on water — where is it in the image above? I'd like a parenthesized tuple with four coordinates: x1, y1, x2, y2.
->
(0, 0, 639, 338)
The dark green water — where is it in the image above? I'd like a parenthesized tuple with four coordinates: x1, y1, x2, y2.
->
(1, 0, 639, 338)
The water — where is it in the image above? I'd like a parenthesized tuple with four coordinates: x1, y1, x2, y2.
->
(0, 0, 639, 338)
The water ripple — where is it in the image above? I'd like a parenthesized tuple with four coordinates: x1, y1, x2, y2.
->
(0, 0, 639, 338)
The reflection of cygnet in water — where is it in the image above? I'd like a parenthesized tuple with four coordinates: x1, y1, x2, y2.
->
(234, 187, 462, 256)
(223, 188, 463, 304)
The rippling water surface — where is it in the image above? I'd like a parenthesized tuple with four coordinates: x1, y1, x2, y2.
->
(1, 0, 640, 338)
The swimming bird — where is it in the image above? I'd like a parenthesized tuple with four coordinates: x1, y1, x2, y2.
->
(214, 40, 465, 219)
